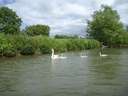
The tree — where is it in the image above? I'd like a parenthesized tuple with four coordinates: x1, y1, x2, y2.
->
(25, 24, 50, 36)
(126, 25, 128, 32)
(0, 7, 22, 34)
(87, 5, 125, 45)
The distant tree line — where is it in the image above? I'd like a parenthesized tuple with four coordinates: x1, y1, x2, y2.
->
(24, 25, 50, 36)
(0, 7, 50, 36)
(55, 35, 79, 39)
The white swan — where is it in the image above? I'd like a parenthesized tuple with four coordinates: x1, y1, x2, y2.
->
(80, 53, 88, 58)
(51, 49, 67, 59)
(80, 55, 88, 58)
(99, 52, 108, 57)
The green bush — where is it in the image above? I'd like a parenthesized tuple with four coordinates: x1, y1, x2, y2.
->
(66, 39, 100, 51)
(0, 34, 16, 57)
(33, 36, 100, 54)
(40, 45, 51, 54)
(20, 44, 36, 55)
(0, 34, 100, 57)
(7, 34, 29, 50)
(19, 38, 37, 55)
(66, 39, 78, 51)
(52, 39, 68, 52)
(0, 48, 3, 57)
(3, 47, 16, 57)
(55, 35, 78, 39)
(25, 24, 50, 36)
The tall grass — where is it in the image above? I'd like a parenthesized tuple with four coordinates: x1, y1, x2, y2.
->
(32, 36, 100, 54)
(0, 34, 100, 57)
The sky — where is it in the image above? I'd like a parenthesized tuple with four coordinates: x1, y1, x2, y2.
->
(0, 0, 128, 36)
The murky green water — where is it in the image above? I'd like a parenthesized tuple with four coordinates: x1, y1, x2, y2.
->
(0, 48, 128, 96)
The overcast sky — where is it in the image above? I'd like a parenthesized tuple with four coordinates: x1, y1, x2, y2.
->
(0, 0, 128, 36)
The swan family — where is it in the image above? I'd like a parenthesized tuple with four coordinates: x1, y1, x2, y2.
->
(51, 48, 108, 60)
(80, 53, 88, 58)
(51, 49, 67, 60)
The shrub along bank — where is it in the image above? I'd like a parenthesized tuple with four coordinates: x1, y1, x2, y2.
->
(0, 34, 100, 57)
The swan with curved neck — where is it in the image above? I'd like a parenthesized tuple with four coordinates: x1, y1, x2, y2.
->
(51, 49, 67, 59)
(99, 52, 108, 57)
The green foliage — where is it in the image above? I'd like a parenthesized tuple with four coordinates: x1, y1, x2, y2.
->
(0, 33, 16, 57)
(38, 37, 53, 54)
(66, 39, 81, 51)
(19, 38, 37, 55)
(126, 26, 128, 32)
(55, 35, 79, 39)
(20, 44, 36, 55)
(25, 24, 50, 36)
(0, 34, 37, 56)
(52, 39, 68, 52)
(0, 6, 103, 57)
(87, 5, 125, 46)
(66, 39, 100, 51)
(3, 46, 16, 57)
(39, 45, 51, 54)
(110, 32, 128, 47)
(0, 7, 22, 34)
(7, 34, 28, 50)
(0, 34, 100, 57)
(33, 36, 100, 54)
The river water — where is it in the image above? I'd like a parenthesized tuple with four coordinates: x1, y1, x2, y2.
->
(0, 48, 128, 96)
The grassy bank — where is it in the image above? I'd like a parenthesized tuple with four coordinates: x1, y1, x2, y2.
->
(0, 34, 100, 57)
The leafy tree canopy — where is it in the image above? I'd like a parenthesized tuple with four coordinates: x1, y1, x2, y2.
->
(0, 7, 22, 34)
(87, 5, 125, 45)
(25, 24, 50, 36)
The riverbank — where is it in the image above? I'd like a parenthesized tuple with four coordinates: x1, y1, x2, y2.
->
(0, 34, 100, 58)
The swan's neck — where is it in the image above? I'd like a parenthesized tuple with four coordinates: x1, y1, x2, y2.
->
(99, 52, 102, 56)
(51, 49, 54, 57)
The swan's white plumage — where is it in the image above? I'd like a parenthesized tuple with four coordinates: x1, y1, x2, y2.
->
(99, 52, 108, 57)
(80, 53, 88, 58)
(80, 56, 88, 58)
(51, 49, 67, 59)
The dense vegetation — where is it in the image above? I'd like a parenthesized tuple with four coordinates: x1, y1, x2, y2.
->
(55, 35, 79, 39)
(0, 34, 100, 57)
(87, 5, 128, 47)
(0, 6, 100, 57)
(0, 5, 128, 58)
(24, 24, 50, 36)
(0, 7, 22, 34)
